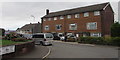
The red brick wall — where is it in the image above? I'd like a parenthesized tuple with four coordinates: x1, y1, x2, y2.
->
(101, 5, 114, 36)
(42, 11, 102, 33)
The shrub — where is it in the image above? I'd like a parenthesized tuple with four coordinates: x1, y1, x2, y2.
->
(78, 37, 104, 44)
(11, 38, 29, 42)
(104, 37, 112, 45)
(78, 37, 120, 46)
(111, 37, 120, 46)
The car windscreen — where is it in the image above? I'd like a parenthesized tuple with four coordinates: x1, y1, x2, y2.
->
(32, 35, 44, 38)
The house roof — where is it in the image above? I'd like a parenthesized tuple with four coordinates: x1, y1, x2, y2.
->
(42, 2, 109, 18)
(17, 23, 41, 31)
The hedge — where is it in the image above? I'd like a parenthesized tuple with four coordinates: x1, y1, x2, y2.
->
(78, 37, 120, 46)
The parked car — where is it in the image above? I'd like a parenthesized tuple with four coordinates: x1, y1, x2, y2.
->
(67, 35, 77, 42)
(58, 33, 65, 41)
(32, 33, 53, 46)
(52, 33, 60, 40)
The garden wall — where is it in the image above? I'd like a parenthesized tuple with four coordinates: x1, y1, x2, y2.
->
(2, 41, 35, 59)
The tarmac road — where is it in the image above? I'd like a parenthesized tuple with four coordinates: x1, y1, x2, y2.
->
(47, 41, 119, 58)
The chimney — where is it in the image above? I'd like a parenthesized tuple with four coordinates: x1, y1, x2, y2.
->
(38, 22, 40, 24)
(46, 9, 49, 15)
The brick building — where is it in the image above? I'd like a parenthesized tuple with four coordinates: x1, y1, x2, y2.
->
(41, 2, 114, 37)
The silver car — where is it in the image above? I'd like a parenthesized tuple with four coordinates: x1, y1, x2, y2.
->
(32, 33, 53, 46)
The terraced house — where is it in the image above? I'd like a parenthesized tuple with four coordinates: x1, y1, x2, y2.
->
(41, 2, 114, 37)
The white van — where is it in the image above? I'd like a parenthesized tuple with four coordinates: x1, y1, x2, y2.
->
(32, 33, 53, 46)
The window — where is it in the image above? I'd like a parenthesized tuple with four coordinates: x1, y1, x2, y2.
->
(91, 33, 101, 37)
(84, 12, 89, 17)
(46, 33, 53, 38)
(67, 15, 71, 19)
(94, 11, 100, 16)
(75, 14, 80, 18)
(44, 25, 49, 30)
(69, 23, 77, 30)
(43, 18, 46, 21)
(48, 18, 51, 21)
(60, 16, 64, 19)
(56, 24, 62, 30)
(32, 35, 44, 38)
(54, 17, 57, 20)
(87, 22, 97, 30)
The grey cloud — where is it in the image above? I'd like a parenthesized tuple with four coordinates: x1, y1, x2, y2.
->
(1, 2, 118, 30)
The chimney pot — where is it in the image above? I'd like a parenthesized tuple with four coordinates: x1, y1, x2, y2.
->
(46, 9, 49, 15)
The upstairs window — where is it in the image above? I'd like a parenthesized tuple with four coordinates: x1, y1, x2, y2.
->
(44, 25, 49, 30)
(87, 22, 97, 30)
(67, 15, 72, 19)
(43, 18, 46, 21)
(48, 18, 51, 21)
(94, 11, 100, 16)
(75, 14, 80, 18)
(60, 16, 64, 19)
(69, 23, 77, 30)
(54, 17, 57, 20)
(56, 24, 62, 30)
(84, 12, 89, 17)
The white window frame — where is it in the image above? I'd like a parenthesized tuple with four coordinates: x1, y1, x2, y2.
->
(56, 24, 62, 30)
(67, 15, 72, 19)
(84, 12, 89, 17)
(94, 11, 100, 16)
(69, 23, 77, 30)
(43, 18, 46, 21)
(75, 14, 80, 18)
(60, 16, 64, 19)
(91, 33, 101, 37)
(54, 17, 57, 20)
(87, 22, 97, 30)
(44, 25, 49, 30)
(48, 18, 51, 21)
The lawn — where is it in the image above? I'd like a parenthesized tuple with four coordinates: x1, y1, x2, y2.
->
(0, 40, 32, 46)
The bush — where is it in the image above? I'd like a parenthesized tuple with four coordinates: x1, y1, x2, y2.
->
(111, 37, 120, 46)
(11, 38, 29, 42)
(78, 37, 120, 46)
(79, 37, 104, 44)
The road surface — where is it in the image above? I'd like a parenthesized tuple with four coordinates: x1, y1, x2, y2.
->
(47, 41, 119, 58)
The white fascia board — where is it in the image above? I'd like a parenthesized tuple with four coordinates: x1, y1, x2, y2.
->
(103, 3, 110, 10)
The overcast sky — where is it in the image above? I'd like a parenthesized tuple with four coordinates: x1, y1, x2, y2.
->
(0, 0, 119, 30)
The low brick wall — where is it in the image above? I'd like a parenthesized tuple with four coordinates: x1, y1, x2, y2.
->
(2, 41, 35, 59)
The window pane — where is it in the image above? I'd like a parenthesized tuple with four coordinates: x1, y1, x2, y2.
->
(32, 35, 44, 38)
(67, 15, 71, 19)
(56, 24, 61, 30)
(69, 23, 77, 30)
(54, 17, 57, 20)
(43, 18, 46, 21)
(48, 18, 51, 21)
(94, 11, 100, 16)
(45, 25, 49, 30)
(87, 22, 97, 30)
(75, 14, 80, 18)
(60, 16, 64, 19)
(84, 12, 89, 17)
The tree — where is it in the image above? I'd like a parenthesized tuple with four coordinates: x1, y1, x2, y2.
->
(111, 22, 120, 37)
